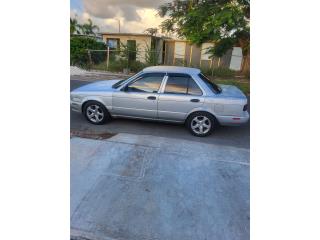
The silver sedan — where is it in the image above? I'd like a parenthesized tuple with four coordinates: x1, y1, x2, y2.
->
(71, 66, 249, 137)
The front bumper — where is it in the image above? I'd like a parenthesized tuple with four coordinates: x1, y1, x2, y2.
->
(216, 111, 249, 126)
(70, 100, 82, 113)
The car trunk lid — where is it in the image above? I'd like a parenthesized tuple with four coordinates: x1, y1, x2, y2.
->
(218, 84, 247, 99)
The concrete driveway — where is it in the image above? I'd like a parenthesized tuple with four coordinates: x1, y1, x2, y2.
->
(70, 79, 250, 149)
(71, 133, 249, 240)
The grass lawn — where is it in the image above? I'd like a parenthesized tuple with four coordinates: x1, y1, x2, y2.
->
(211, 78, 250, 95)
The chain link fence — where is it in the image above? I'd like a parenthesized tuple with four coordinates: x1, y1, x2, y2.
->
(82, 48, 245, 78)
(87, 48, 162, 73)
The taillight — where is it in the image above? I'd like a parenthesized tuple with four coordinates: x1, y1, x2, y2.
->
(243, 104, 248, 111)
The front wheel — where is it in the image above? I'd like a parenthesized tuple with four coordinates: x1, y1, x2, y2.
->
(83, 101, 110, 125)
(186, 112, 216, 137)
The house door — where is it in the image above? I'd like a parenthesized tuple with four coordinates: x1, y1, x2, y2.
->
(127, 40, 136, 64)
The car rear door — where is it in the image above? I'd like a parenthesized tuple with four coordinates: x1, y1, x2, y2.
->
(112, 72, 165, 119)
(158, 73, 205, 122)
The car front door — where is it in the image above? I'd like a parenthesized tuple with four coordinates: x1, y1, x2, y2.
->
(112, 72, 165, 119)
(158, 73, 205, 122)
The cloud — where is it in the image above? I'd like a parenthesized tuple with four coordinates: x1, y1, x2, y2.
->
(71, 0, 171, 34)
(82, 0, 170, 21)
(71, 9, 119, 32)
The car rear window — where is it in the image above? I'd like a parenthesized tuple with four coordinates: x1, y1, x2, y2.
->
(198, 73, 222, 94)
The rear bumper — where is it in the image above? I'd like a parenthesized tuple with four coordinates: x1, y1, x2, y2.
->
(216, 111, 249, 126)
(70, 100, 82, 113)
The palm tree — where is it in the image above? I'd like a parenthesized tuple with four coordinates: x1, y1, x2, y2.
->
(82, 19, 99, 36)
(70, 18, 82, 35)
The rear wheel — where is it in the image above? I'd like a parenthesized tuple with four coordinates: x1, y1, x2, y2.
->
(186, 112, 215, 137)
(83, 101, 110, 125)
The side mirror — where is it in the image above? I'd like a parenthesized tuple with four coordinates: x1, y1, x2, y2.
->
(121, 85, 129, 92)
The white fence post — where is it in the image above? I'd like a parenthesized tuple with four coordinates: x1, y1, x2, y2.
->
(107, 46, 110, 71)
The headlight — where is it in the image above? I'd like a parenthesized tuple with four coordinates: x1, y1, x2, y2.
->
(71, 95, 81, 102)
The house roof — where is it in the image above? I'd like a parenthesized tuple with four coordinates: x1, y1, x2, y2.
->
(100, 32, 160, 38)
(142, 66, 201, 74)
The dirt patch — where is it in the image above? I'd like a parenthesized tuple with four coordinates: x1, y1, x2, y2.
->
(71, 130, 116, 140)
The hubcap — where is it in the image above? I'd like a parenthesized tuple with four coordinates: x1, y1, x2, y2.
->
(86, 105, 104, 123)
(191, 116, 211, 135)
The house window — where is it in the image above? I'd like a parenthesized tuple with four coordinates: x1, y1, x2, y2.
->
(106, 38, 120, 49)
(174, 42, 186, 59)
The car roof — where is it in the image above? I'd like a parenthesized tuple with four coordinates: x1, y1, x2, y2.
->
(142, 66, 201, 75)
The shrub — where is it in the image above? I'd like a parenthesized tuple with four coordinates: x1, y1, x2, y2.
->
(109, 59, 128, 72)
(129, 61, 146, 72)
(200, 67, 236, 78)
(70, 36, 106, 68)
(212, 67, 236, 78)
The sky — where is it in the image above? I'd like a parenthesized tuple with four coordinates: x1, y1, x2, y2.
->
(70, 0, 171, 35)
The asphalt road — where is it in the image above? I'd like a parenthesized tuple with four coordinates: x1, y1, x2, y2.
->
(70, 79, 250, 149)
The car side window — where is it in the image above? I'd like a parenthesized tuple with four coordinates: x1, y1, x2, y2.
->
(127, 73, 165, 93)
(164, 74, 202, 95)
(164, 75, 188, 94)
(188, 78, 203, 96)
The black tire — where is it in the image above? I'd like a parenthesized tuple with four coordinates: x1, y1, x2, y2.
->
(186, 111, 216, 137)
(83, 101, 111, 125)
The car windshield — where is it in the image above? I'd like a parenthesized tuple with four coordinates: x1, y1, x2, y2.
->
(112, 72, 141, 89)
(198, 73, 222, 94)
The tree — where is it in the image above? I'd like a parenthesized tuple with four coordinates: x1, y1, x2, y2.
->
(144, 28, 158, 36)
(81, 19, 99, 36)
(70, 36, 106, 68)
(158, 0, 250, 72)
(70, 18, 82, 35)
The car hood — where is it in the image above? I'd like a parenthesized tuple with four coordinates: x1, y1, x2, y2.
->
(218, 84, 247, 99)
(72, 79, 122, 92)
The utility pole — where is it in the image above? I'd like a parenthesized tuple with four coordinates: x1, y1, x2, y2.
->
(116, 19, 120, 33)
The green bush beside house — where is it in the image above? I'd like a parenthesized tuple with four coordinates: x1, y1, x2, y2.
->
(70, 36, 106, 68)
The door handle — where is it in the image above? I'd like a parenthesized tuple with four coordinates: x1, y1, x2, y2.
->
(147, 96, 156, 100)
(190, 99, 200, 102)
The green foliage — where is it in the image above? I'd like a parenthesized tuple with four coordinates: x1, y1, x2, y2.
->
(81, 19, 99, 35)
(70, 36, 106, 68)
(91, 59, 146, 73)
(128, 61, 146, 72)
(144, 28, 158, 36)
(91, 59, 126, 72)
(118, 42, 144, 71)
(144, 42, 159, 66)
(207, 38, 235, 57)
(70, 18, 81, 35)
(201, 67, 236, 78)
(212, 67, 236, 78)
(158, 0, 250, 58)
(70, 18, 99, 36)
(214, 79, 250, 95)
